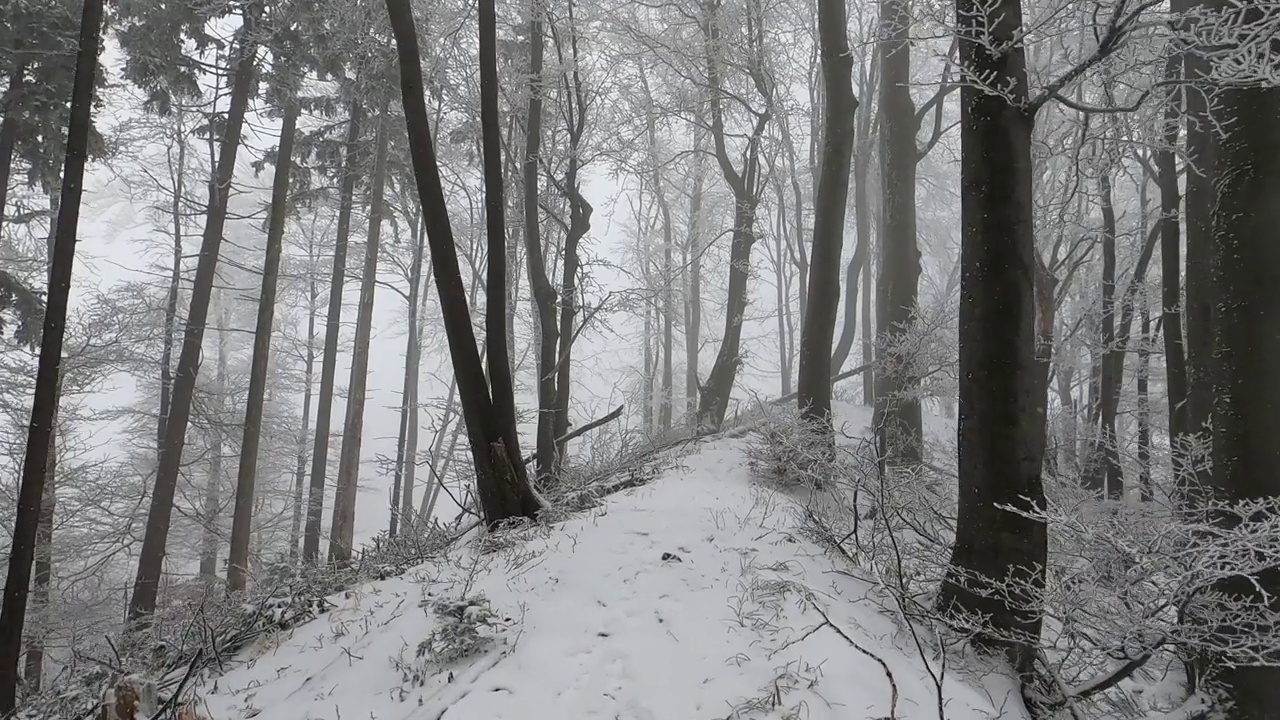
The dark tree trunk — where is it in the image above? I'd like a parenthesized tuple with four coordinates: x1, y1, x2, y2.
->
(1183, 0, 1215, 487)
(330, 114, 389, 565)
(1157, 54, 1192, 497)
(0, 0, 102, 707)
(797, 0, 856, 427)
(862, 243, 874, 405)
(0, 66, 24, 234)
(773, 197, 794, 397)
(302, 101, 362, 563)
(159, 117, 186, 459)
(935, 0, 1046, 676)
(873, 0, 923, 465)
(1204, 74, 1280, 720)
(387, 0, 541, 526)
(695, 0, 771, 431)
(129, 7, 258, 622)
(1138, 300, 1152, 502)
(228, 100, 298, 591)
(685, 125, 706, 423)
(1085, 171, 1121, 498)
(481, 0, 529, 489)
(830, 92, 873, 373)
(520, 1, 559, 482)
(392, 213, 424, 537)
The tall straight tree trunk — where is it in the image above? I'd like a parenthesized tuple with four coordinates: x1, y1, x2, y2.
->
(330, 113, 389, 565)
(481, 0, 529, 485)
(862, 246, 874, 405)
(685, 124, 706, 423)
(387, 0, 541, 527)
(774, 200, 793, 397)
(874, 0, 923, 465)
(638, 69, 674, 432)
(520, 0, 560, 482)
(302, 101, 363, 562)
(1157, 53, 1192, 496)
(0, 0, 99, 706)
(1204, 70, 1280, 719)
(1138, 300, 1152, 502)
(159, 117, 186, 458)
(129, 7, 259, 622)
(935, 0, 1046, 675)
(797, 0, 856, 427)
(391, 213, 424, 537)
(199, 299, 230, 580)
(1085, 171, 1121, 498)
(1183, 3, 1215, 486)
(0, 66, 24, 234)
(228, 99, 298, 591)
(289, 270, 317, 561)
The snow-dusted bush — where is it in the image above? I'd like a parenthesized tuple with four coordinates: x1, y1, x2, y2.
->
(746, 405, 844, 491)
(419, 594, 505, 665)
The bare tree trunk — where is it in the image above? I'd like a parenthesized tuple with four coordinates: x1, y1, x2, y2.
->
(797, 0, 856, 428)
(200, 298, 230, 580)
(25, 191, 61, 693)
(695, 0, 771, 430)
(387, 0, 541, 527)
(639, 69, 675, 432)
(0, 66, 24, 234)
(1138, 299, 1151, 502)
(935, 0, 1046, 674)
(833, 52, 877, 373)
(391, 213, 424, 537)
(302, 101, 362, 563)
(159, 116, 186, 459)
(1204, 70, 1280, 718)
(685, 125, 706, 423)
(130, 6, 259, 622)
(862, 245, 874, 405)
(774, 199, 793, 397)
(1157, 54, 1192, 497)
(330, 112, 390, 565)
(228, 99, 297, 591)
(290, 232, 319, 561)
(874, 0, 923, 466)
(0, 0, 100, 704)
(1085, 171, 1120, 498)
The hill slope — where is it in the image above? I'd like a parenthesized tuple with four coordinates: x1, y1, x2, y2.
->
(196, 433, 1020, 720)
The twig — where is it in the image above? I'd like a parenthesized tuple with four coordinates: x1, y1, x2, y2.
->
(154, 647, 205, 719)
(523, 404, 625, 466)
(806, 600, 899, 719)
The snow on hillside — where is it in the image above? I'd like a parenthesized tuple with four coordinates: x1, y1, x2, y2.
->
(196, 432, 1020, 720)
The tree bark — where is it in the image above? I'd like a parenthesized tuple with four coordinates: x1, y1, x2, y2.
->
(830, 68, 875, 373)
(696, 0, 771, 430)
(289, 265, 317, 561)
(0, 66, 25, 235)
(1204, 72, 1280, 720)
(685, 123, 706, 423)
(873, 0, 923, 466)
(391, 212, 424, 537)
(935, 0, 1046, 675)
(862, 241, 874, 405)
(129, 6, 258, 622)
(199, 300, 230, 580)
(797, 0, 856, 428)
(0, 0, 101, 706)
(387, 0, 541, 527)
(302, 100, 363, 563)
(159, 115, 186, 460)
(228, 99, 297, 591)
(1084, 171, 1121, 498)
(330, 112, 389, 565)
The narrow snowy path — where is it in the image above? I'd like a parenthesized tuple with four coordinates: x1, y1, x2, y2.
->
(198, 437, 1018, 720)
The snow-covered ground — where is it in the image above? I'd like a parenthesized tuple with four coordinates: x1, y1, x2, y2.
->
(195, 429, 1021, 720)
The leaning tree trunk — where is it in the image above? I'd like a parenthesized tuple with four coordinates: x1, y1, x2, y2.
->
(302, 101, 362, 563)
(159, 116, 186, 459)
(330, 113, 390, 565)
(1204, 69, 1280, 720)
(228, 98, 297, 591)
(935, 0, 1047, 676)
(25, 191, 62, 693)
(129, 7, 258, 622)
(796, 0, 856, 428)
(0, 0, 102, 707)
(874, 0, 923, 466)
(387, 0, 541, 527)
